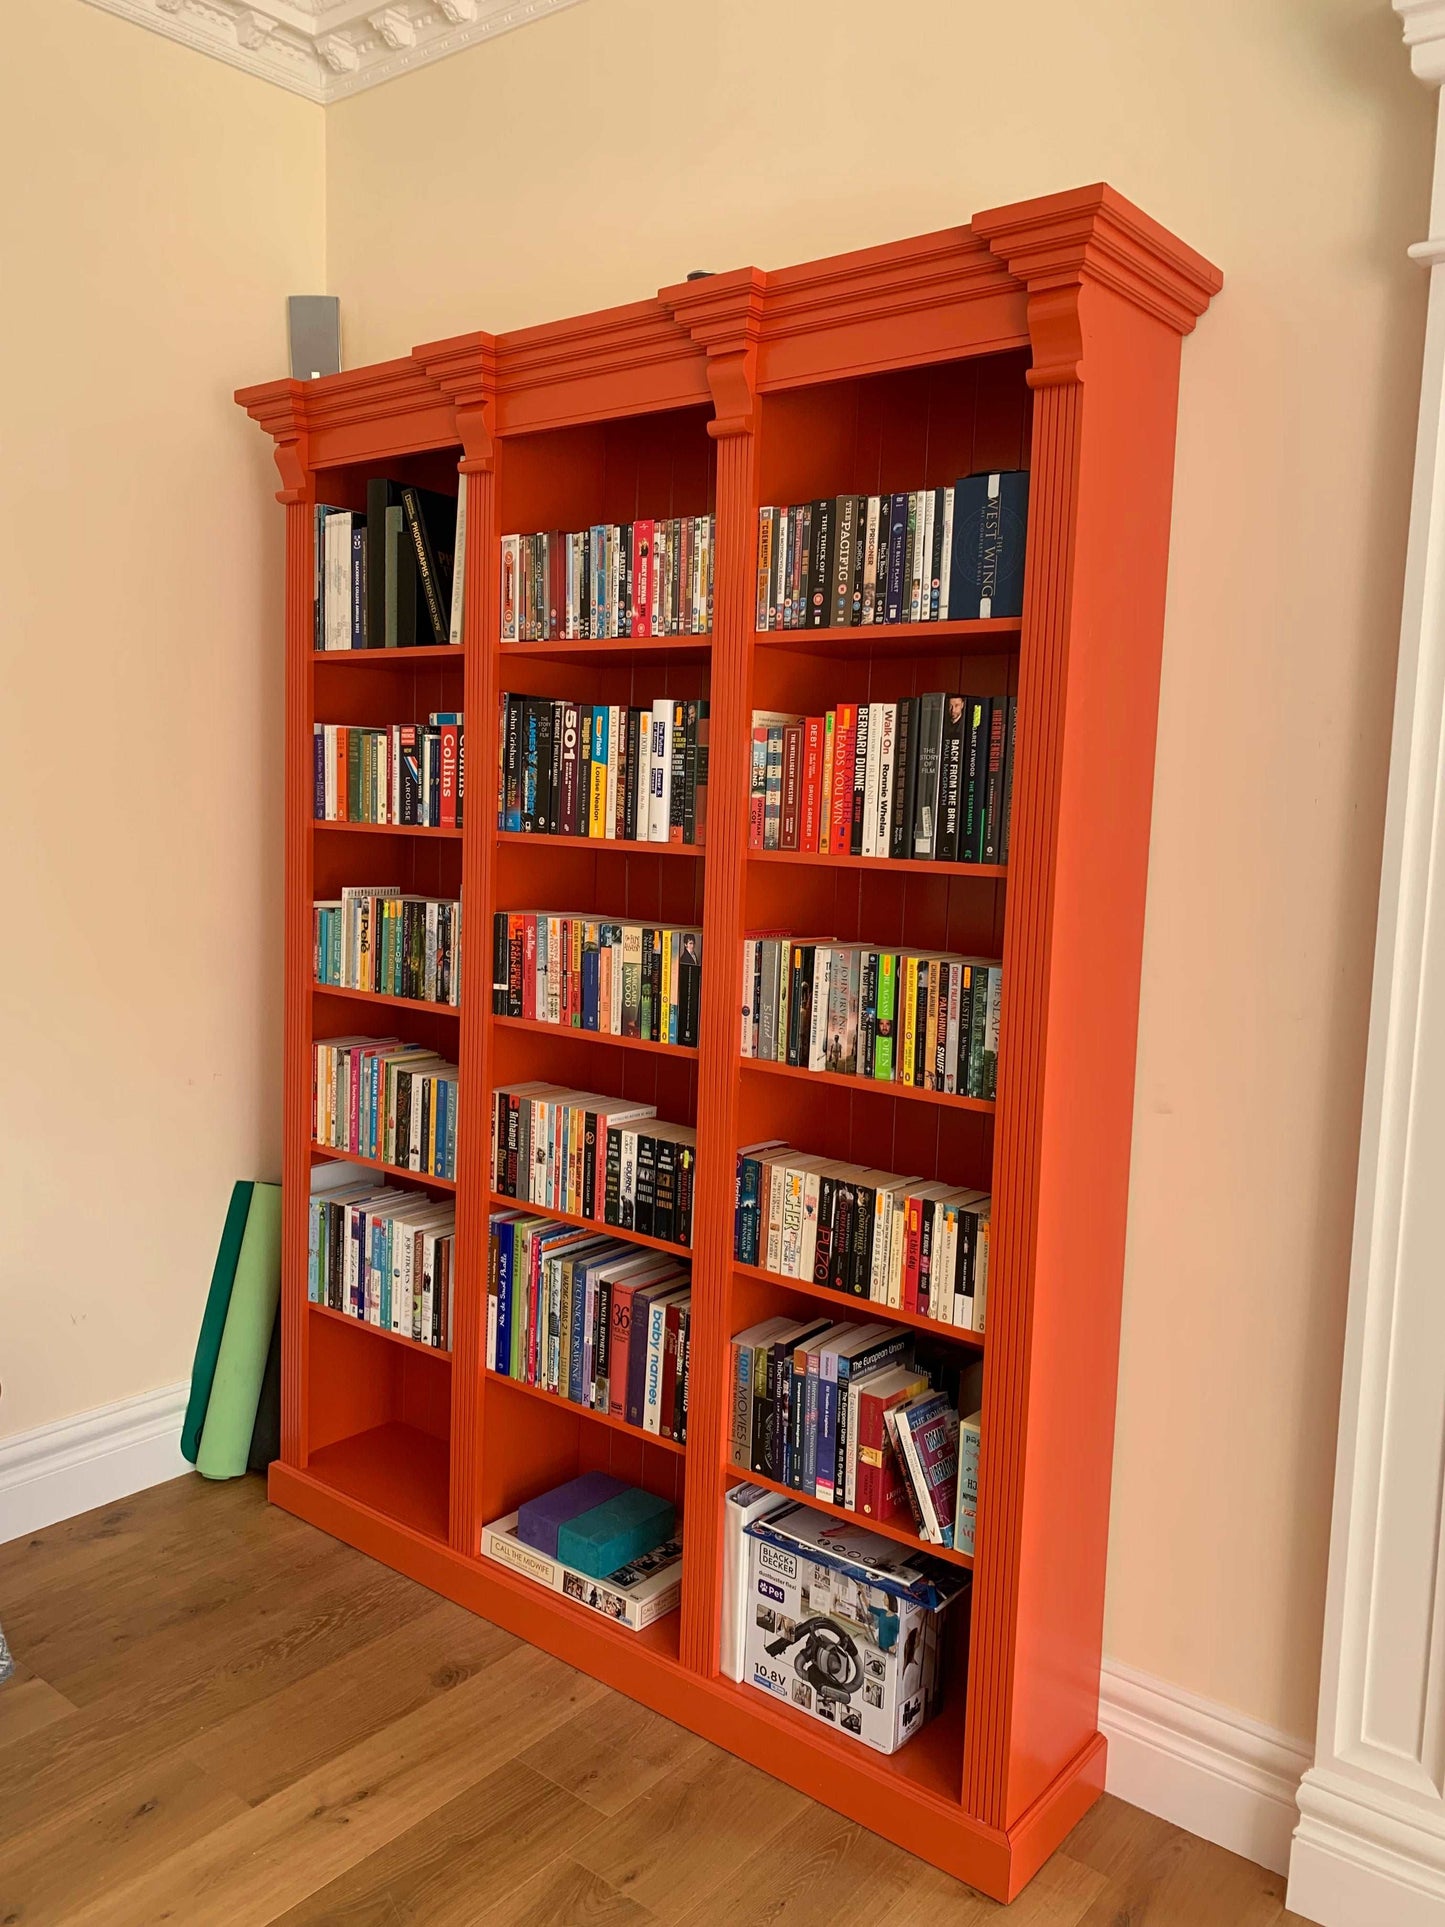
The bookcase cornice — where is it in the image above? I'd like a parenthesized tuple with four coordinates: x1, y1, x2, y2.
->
(658, 268, 766, 438)
(413, 330, 498, 471)
(235, 378, 312, 502)
(493, 296, 709, 433)
(974, 183, 1222, 384)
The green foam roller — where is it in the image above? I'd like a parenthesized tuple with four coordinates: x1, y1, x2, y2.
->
(196, 1183, 282, 1481)
(181, 1179, 254, 1463)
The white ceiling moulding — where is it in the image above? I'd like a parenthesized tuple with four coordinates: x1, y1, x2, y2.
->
(78, 0, 587, 103)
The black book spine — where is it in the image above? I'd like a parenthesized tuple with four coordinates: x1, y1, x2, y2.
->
(365, 479, 391, 650)
(962, 696, 992, 864)
(582, 1111, 598, 1220)
(890, 697, 916, 860)
(912, 693, 945, 859)
(678, 945, 701, 1049)
(401, 487, 448, 645)
(492, 911, 508, 1015)
(604, 1126, 621, 1225)
(929, 486, 947, 620)
(682, 699, 698, 845)
(850, 493, 866, 625)
(936, 696, 967, 862)
(808, 498, 835, 628)
(654, 1139, 677, 1245)
(815, 1175, 837, 1287)
(534, 702, 555, 836)
(634, 1133, 657, 1238)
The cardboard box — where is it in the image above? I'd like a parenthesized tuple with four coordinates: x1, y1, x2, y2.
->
(742, 1501, 968, 1754)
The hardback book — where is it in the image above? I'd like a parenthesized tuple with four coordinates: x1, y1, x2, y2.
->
(949, 470, 1030, 620)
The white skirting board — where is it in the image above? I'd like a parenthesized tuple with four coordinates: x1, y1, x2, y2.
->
(1099, 1658, 1312, 1880)
(0, 1383, 190, 1546)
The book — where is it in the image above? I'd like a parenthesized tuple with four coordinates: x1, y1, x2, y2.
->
(949, 471, 1030, 620)
(482, 1509, 682, 1631)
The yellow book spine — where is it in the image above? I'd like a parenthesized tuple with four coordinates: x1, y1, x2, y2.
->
(900, 957, 918, 1085)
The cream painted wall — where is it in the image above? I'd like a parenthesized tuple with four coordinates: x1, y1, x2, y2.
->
(0, 5, 324, 1436)
(322, 0, 1433, 1742)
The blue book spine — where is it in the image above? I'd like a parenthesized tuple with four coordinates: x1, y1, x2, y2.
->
(739, 1157, 761, 1264)
(816, 1373, 839, 1501)
(567, 1260, 589, 1404)
(582, 944, 599, 1030)
(351, 527, 365, 649)
(495, 1221, 513, 1374)
(523, 709, 539, 825)
(308, 1199, 320, 1303)
(350, 1214, 363, 1316)
(380, 1221, 392, 1330)
(949, 471, 1030, 620)
(885, 493, 909, 623)
(432, 1078, 446, 1178)
(314, 727, 326, 819)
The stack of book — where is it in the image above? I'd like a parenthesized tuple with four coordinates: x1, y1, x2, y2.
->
(729, 1317, 983, 1547)
(487, 1212, 693, 1440)
(313, 716, 463, 827)
(740, 940, 1001, 1099)
(501, 515, 715, 641)
(492, 1084, 696, 1248)
(750, 694, 1014, 863)
(755, 471, 1028, 629)
(483, 1475, 683, 1632)
(309, 1174, 455, 1349)
(493, 911, 702, 1048)
(314, 1036, 459, 1181)
(498, 694, 708, 844)
(316, 481, 463, 651)
(735, 1145, 989, 1331)
(314, 889, 461, 1006)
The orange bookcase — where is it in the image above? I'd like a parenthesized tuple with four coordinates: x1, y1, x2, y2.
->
(237, 182, 1220, 1901)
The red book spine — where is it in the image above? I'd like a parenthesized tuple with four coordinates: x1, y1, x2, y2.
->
(779, 724, 803, 851)
(800, 716, 824, 853)
(856, 1384, 916, 1522)
(440, 724, 459, 828)
(522, 917, 538, 1021)
(632, 520, 654, 637)
(903, 1196, 924, 1311)
(609, 1280, 637, 1416)
(830, 705, 856, 854)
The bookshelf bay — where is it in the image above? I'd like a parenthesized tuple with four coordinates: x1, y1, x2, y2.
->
(239, 184, 1219, 1903)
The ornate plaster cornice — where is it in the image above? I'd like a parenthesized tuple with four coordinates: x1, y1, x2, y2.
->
(78, 0, 585, 103)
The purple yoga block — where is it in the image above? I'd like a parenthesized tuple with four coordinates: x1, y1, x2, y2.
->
(515, 1473, 630, 1559)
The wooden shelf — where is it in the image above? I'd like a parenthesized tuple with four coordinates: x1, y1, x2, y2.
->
(500, 634, 710, 665)
(313, 645, 463, 664)
(493, 1013, 698, 1059)
(495, 829, 702, 858)
(309, 1298, 453, 1363)
(749, 848, 1007, 880)
(726, 1464, 973, 1569)
(306, 1422, 449, 1544)
(311, 1141, 457, 1191)
(740, 1056, 996, 1113)
(313, 819, 462, 840)
(732, 1260, 985, 1349)
(485, 1368, 686, 1457)
(487, 1190, 690, 1261)
(313, 981, 460, 1017)
(754, 617, 1021, 660)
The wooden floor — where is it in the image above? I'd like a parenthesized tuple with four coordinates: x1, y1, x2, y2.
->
(0, 1475, 1307, 1926)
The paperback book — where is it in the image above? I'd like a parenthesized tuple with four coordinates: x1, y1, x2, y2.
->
(491, 1084, 697, 1249)
(493, 911, 702, 1048)
(498, 693, 708, 846)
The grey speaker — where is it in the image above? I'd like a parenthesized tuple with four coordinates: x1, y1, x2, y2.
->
(288, 295, 341, 381)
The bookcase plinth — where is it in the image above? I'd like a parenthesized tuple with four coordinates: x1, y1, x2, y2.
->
(242, 182, 1219, 1904)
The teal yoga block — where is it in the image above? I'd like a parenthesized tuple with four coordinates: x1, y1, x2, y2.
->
(556, 1488, 675, 1578)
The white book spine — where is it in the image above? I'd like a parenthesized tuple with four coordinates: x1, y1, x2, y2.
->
(919, 491, 936, 621)
(862, 494, 881, 624)
(944, 964, 962, 1096)
(798, 1170, 823, 1281)
(448, 478, 467, 648)
(500, 534, 519, 642)
(875, 704, 896, 854)
(939, 487, 955, 622)
(740, 938, 756, 1057)
(862, 706, 884, 857)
